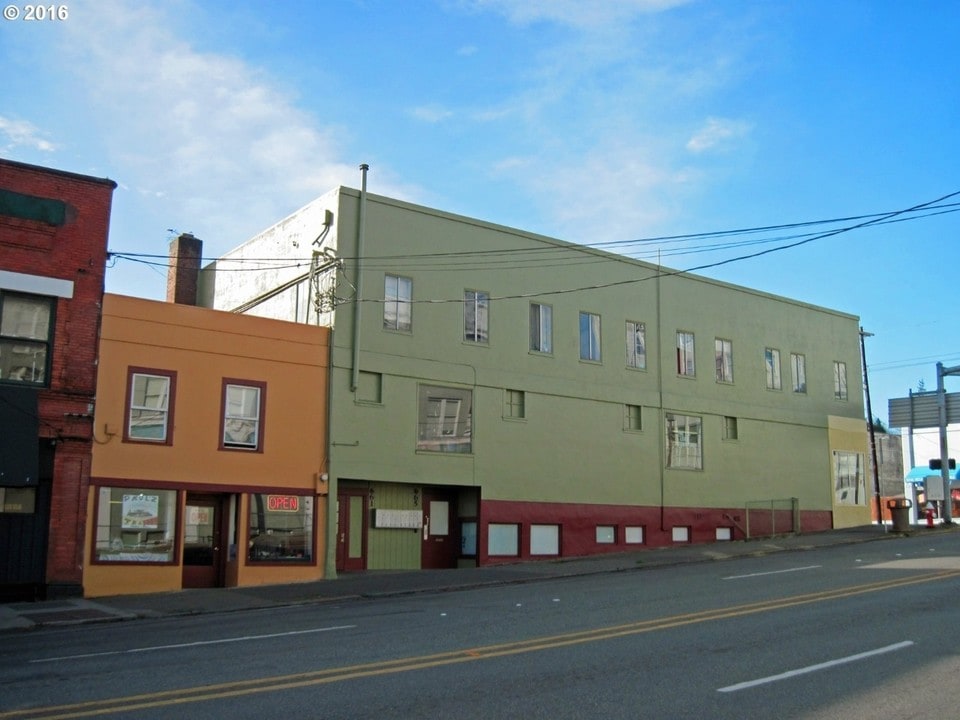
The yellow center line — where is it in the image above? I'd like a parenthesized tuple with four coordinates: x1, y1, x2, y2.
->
(4, 570, 957, 720)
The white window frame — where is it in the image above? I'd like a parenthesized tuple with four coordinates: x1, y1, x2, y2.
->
(529, 302, 552, 354)
(222, 381, 264, 451)
(417, 385, 473, 453)
(715, 338, 733, 383)
(579, 311, 601, 362)
(765, 348, 782, 390)
(127, 370, 173, 443)
(834, 361, 848, 400)
(626, 320, 646, 369)
(833, 450, 865, 505)
(383, 274, 412, 332)
(666, 413, 702, 470)
(464, 290, 489, 344)
(677, 331, 695, 376)
(791, 353, 807, 394)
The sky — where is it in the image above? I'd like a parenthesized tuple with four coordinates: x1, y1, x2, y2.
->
(2, 0, 958, 419)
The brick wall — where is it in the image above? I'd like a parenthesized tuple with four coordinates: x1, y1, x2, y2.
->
(0, 159, 116, 594)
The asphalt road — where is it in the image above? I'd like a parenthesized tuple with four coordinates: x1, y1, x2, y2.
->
(2, 533, 959, 719)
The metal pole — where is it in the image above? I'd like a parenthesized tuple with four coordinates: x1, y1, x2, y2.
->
(860, 328, 883, 526)
(937, 363, 952, 523)
(350, 164, 369, 393)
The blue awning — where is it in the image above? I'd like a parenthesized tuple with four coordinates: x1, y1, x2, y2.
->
(905, 466, 960, 483)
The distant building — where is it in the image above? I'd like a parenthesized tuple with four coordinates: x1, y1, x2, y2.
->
(200, 185, 871, 572)
(867, 430, 906, 522)
(0, 158, 116, 599)
(899, 423, 960, 522)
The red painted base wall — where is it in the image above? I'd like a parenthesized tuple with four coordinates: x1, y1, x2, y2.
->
(478, 499, 833, 566)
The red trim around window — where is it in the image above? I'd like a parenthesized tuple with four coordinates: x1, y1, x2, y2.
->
(219, 378, 266, 453)
(123, 366, 177, 445)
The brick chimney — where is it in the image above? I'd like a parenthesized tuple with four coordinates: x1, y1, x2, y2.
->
(166, 232, 202, 305)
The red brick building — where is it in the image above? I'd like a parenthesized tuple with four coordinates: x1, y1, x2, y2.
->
(0, 158, 116, 599)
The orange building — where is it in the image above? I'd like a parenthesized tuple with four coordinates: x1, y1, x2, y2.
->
(85, 293, 330, 598)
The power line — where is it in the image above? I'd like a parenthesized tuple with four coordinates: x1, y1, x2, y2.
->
(107, 192, 960, 292)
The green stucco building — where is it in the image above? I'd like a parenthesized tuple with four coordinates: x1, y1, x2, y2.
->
(200, 183, 871, 573)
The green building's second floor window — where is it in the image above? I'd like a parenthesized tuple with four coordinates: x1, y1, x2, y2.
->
(579, 311, 601, 362)
(464, 290, 489, 344)
(529, 302, 552, 353)
(384, 275, 412, 332)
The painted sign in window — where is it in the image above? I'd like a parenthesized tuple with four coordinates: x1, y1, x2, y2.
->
(122, 493, 160, 530)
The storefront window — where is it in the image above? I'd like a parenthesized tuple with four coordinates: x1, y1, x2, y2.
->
(0, 487, 36, 513)
(248, 494, 313, 562)
(93, 487, 177, 562)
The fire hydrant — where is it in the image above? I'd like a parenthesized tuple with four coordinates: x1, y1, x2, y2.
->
(926, 507, 935, 528)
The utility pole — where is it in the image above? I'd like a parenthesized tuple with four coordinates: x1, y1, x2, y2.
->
(860, 328, 883, 526)
(936, 362, 960, 524)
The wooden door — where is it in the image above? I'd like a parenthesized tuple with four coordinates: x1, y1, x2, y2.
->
(336, 491, 367, 572)
(182, 494, 227, 588)
(421, 490, 458, 569)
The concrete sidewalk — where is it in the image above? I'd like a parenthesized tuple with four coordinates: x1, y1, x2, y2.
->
(1, 524, 946, 633)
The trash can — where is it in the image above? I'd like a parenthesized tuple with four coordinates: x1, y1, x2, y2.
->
(887, 498, 912, 532)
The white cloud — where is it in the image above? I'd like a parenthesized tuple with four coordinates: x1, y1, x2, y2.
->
(50, 0, 410, 256)
(686, 117, 753, 153)
(0, 116, 57, 152)
(492, 139, 695, 245)
(409, 105, 455, 123)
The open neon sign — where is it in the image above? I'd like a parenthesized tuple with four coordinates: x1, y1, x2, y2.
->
(267, 495, 300, 512)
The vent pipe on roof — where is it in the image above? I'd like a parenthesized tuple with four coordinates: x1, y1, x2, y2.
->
(350, 164, 369, 393)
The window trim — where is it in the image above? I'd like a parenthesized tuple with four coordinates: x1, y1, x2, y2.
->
(124, 367, 177, 445)
(247, 492, 316, 564)
(579, 311, 602, 363)
(0, 291, 56, 388)
(463, 289, 490, 344)
(90, 485, 179, 565)
(791, 352, 807, 394)
(715, 337, 733, 384)
(504, 388, 526, 420)
(833, 360, 848, 401)
(529, 302, 553, 354)
(219, 378, 267, 453)
(626, 320, 646, 370)
(765, 347, 782, 391)
(676, 331, 695, 377)
(723, 415, 739, 441)
(624, 404, 642, 432)
(665, 412, 703, 470)
(383, 274, 412, 333)
(417, 384, 473, 454)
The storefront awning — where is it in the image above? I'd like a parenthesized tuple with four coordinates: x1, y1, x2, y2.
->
(905, 466, 960, 484)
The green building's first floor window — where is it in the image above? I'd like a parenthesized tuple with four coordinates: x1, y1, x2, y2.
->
(666, 413, 702, 470)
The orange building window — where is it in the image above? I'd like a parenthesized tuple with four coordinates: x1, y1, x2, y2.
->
(220, 378, 266, 452)
(124, 367, 177, 445)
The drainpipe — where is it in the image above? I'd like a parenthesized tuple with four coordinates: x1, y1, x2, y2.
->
(350, 164, 369, 393)
(325, 325, 338, 579)
(656, 252, 666, 533)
